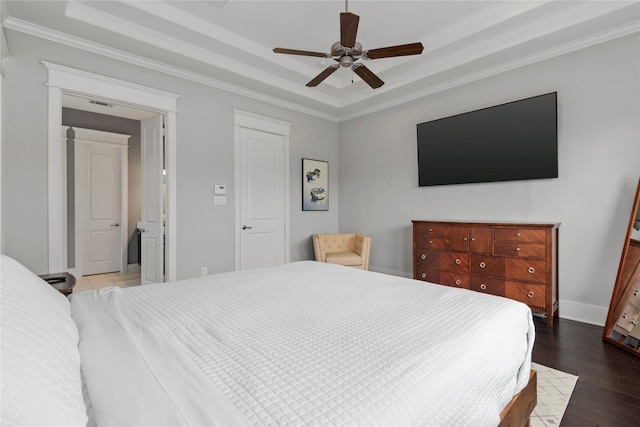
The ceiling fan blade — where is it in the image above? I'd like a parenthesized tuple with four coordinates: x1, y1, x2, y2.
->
(306, 65, 340, 87)
(273, 48, 329, 58)
(365, 42, 424, 59)
(340, 12, 359, 48)
(353, 64, 384, 89)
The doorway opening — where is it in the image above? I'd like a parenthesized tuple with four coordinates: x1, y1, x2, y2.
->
(61, 94, 163, 284)
(45, 62, 179, 282)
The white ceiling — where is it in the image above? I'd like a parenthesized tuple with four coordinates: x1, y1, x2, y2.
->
(3, 1, 640, 121)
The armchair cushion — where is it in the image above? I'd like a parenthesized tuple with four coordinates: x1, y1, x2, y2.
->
(325, 251, 362, 266)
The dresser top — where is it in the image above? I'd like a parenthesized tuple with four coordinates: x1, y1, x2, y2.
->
(412, 220, 560, 228)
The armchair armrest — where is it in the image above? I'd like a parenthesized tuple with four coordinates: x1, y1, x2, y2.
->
(312, 234, 326, 262)
(353, 234, 372, 270)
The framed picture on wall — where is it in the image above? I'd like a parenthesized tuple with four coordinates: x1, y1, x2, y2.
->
(302, 158, 328, 211)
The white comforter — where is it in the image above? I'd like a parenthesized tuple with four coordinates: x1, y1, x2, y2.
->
(71, 261, 534, 427)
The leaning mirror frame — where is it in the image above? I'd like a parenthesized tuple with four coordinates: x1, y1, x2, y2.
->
(603, 178, 640, 356)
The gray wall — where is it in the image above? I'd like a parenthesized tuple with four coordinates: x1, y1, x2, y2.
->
(3, 26, 639, 325)
(338, 34, 640, 325)
(1, 31, 339, 278)
(62, 108, 142, 266)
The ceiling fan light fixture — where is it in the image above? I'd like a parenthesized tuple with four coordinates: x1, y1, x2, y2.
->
(340, 56, 354, 67)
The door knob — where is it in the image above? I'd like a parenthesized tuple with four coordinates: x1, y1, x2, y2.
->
(110, 223, 120, 227)
(242, 225, 252, 230)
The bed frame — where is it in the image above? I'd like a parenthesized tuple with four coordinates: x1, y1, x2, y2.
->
(498, 370, 537, 427)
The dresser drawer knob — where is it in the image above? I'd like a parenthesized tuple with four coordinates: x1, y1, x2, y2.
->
(527, 291, 535, 298)
(428, 228, 433, 232)
(623, 313, 629, 319)
(463, 237, 468, 241)
(479, 262, 486, 268)
(471, 238, 475, 241)
(516, 247, 521, 251)
(429, 240, 433, 244)
(421, 254, 427, 260)
(455, 280, 461, 286)
(633, 319, 639, 325)
(455, 259, 461, 265)
(480, 284, 487, 290)
(634, 290, 639, 296)
(421, 273, 426, 279)
(517, 233, 521, 237)
(528, 267, 535, 274)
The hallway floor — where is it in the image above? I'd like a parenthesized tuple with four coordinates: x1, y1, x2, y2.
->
(75, 269, 141, 292)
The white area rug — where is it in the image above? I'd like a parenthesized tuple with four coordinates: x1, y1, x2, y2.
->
(531, 363, 579, 427)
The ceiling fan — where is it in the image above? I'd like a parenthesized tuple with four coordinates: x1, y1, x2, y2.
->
(273, 0, 424, 89)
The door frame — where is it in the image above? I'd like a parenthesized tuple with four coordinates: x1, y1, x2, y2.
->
(45, 62, 180, 281)
(72, 129, 129, 277)
(233, 109, 291, 270)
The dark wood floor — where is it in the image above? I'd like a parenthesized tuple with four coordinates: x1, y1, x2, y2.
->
(532, 317, 640, 427)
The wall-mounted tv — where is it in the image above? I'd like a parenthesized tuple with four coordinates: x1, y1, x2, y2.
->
(417, 92, 558, 187)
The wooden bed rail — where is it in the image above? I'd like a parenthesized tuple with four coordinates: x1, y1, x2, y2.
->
(498, 370, 537, 427)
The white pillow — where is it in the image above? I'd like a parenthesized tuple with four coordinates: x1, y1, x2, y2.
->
(1, 255, 87, 426)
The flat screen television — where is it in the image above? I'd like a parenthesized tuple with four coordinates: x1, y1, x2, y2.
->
(417, 92, 558, 186)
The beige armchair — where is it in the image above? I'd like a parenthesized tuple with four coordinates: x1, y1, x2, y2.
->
(312, 233, 371, 270)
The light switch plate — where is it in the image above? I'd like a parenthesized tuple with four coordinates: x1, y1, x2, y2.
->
(214, 185, 227, 195)
(214, 195, 226, 205)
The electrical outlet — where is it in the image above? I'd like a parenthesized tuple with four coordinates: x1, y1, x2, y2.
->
(201, 267, 207, 277)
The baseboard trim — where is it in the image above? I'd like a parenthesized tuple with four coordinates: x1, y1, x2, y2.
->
(127, 263, 141, 272)
(370, 265, 412, 278)
(558, 299, 608, 326)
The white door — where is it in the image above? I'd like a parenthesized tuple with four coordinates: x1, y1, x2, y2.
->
(239, 127, 286, 269)
(76, 142, 122, 275)
(140, 115, 165, 284)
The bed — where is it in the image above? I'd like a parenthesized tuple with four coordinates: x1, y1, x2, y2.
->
(1, 255, 536, 426)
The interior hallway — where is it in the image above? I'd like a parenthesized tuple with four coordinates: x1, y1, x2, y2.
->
(74, 270, 141, 292)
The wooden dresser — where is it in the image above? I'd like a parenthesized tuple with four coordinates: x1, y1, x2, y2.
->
(412, 220, 559, 326)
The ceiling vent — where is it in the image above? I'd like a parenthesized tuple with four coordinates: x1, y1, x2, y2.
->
(89, 100, 114, 108)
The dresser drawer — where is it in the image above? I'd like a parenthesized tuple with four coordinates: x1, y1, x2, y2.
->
(470, 256, 547, 283)
(505, 258, 547, 283)
(415, 267, 468, 289)
(414, 223, 450, 237)
(494, 228, 546, 243)
(416, 267, 440, 283)
(494, 242, 546, 258)
(470, 255, 506, 278)
(415, 249, 437, 267)
(505, 282, 546, 308)
(470, 276, 505, 296)
(415, 236, 450, 250)
(615, 303, 640, 333)
(439, 271, 469, 289)
(416, 248, 469, 273)
(416, 250, 468, 272)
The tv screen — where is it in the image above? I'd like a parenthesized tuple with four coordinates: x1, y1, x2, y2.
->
(417, 92, 558, 186)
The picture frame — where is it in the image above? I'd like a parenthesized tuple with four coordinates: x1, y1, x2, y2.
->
(302, 158, 328, 211)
